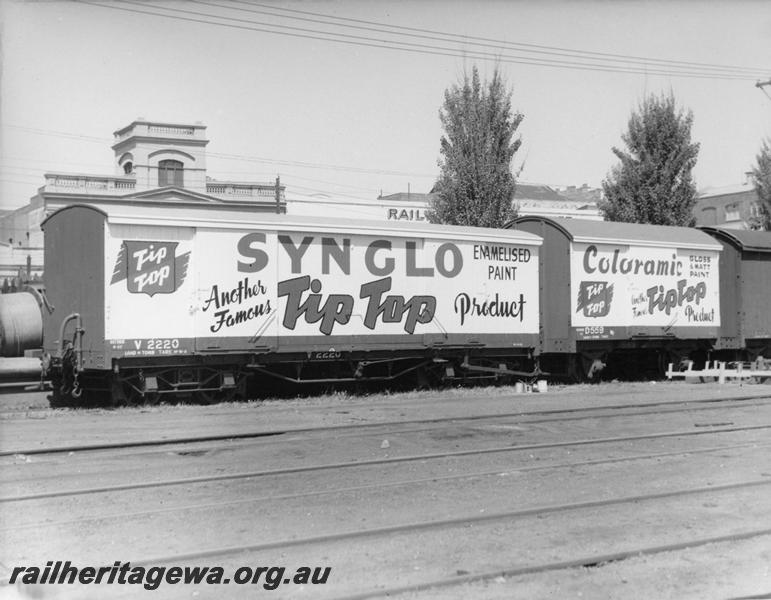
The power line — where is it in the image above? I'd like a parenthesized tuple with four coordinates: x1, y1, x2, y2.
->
(286, 185, 378, 202)
(0, 158, 371, 187)
(4, 124, 110, 144)
(205, 0, 769, 78)
(0, 159, 393, 195)
(75, 0, 765, 81)
(0, 177, 46, 187)
(1, 124, 438, 179)
(244, 0, 770, 76)
(207, 151, 435, 178)
(273, 173, 382, 194)
(118, 0, 765, 80)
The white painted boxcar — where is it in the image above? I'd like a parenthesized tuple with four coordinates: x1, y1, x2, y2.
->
(42, 204, 542, 404)
(509, 216, 723, 378)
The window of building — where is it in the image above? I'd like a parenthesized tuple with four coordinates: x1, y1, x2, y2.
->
(123, 161, 134, 175)
(724, 202, 740, 222)
(700, 206, 717, 226)
(158, 159, 184, 187)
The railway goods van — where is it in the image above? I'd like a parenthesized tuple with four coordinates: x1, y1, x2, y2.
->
(508, 216, 723, 378)
(700, 226, 771, 361)
(42, 204, 542, 405)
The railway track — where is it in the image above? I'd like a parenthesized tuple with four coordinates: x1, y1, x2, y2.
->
(2, 439, 769, 533)
(3, 386, 770, 598)
(330, 528, 771, 600)
(2, 392, 769, 457)
(3, 421, 770, 503)
(5, 477, 769, 597)
(112, 478, 771, 564)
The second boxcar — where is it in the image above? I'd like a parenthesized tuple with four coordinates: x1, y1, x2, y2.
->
(508, 216, 723, 379)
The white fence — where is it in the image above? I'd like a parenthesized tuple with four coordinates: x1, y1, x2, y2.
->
(666, 359, 771, 383)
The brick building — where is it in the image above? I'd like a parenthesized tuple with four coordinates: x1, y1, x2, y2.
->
(692, 181, 762, 230)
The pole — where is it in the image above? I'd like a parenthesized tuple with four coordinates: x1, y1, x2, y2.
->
(757, 79, 771, 101)
(275, 175, 281, 214)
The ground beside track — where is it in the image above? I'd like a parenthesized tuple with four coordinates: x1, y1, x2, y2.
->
(1, 380, 771, 599)
(2, 380, 771, 452)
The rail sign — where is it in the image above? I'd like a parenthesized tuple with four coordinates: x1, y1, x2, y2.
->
(570, 242, 720, 327)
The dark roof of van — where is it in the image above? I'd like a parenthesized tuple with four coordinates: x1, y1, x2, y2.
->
(511, 217, 720, 250)
(700, 226, 771, 253)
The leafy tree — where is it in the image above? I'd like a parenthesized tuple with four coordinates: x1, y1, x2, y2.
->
(428, 66, 523, 228)
(600, 93, 700, 226)
(749, 138, 771, 230)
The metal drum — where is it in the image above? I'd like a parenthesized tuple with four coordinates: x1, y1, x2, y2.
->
(0, 291, 43, 357)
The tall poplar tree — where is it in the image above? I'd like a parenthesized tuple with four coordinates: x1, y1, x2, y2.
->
(750, 138, 771, 230)
(601, 93, 700, 226)
(428, 66, 523, 228)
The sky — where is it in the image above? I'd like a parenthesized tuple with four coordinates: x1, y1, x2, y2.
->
(0, 0, 770, 211)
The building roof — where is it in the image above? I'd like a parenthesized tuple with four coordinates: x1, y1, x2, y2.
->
(514, 184, 567, 202)
(698, 183, 756, 198)
(511, 216, 720, 250)
(377, 192, 434, 203)
(558, 185, 603, 203)
(113, 119, 207, 137)
(380, 184, 591, 204)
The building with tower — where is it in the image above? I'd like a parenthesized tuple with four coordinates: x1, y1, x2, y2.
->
(0, 119, 285, 280)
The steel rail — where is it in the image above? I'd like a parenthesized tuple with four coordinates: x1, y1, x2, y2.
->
(727, 592, 771, 600)
(4, 397, 770, 480)
(2, 393, 769, 458)
(2, 439, 768, 533)
(335, 527, 771, 600)
(3, 423, 770, 503)
(104, 478, 771, 566)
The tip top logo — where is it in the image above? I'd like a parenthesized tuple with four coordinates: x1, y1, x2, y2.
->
(577, 281, 614, 318)
(111, 241, 190, 296)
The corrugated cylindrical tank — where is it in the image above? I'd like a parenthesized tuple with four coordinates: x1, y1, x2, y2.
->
(0, 291, 43, 357)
